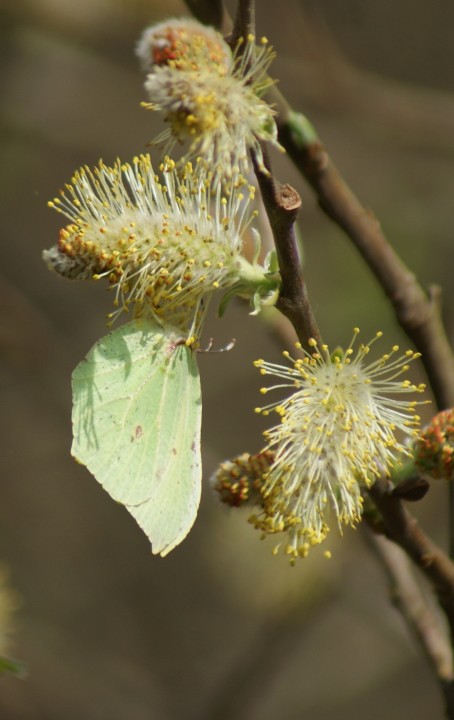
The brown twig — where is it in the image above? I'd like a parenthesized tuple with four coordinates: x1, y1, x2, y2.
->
(369, 478, 454, 642)
(230, 0, 255, 45)
(370, 479, 454, 720)
(252, 149, 322, 351)
(273, 92, 454, 558)
(273, 94, 454, 411)
(366, 530, 454, 717)
(227, 0, 322, 351)
(273, 91, 454, 561)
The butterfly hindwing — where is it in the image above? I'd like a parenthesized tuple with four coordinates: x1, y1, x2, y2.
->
(71, 317, 202, 555)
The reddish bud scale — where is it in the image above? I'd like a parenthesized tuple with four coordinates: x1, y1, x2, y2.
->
(415, 409, 454, 481)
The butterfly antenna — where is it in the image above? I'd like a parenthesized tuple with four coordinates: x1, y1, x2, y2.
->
(198, 338, 236, 353)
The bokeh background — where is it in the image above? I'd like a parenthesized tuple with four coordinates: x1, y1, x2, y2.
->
(1, 0, 454, 718)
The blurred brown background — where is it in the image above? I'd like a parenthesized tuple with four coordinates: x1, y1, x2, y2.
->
(1, 0, 454, 718)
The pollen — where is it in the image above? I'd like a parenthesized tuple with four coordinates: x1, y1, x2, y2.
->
(137, 19, 282, 177)
(250, 329, 427, 561)
(43, 154, 256, 337)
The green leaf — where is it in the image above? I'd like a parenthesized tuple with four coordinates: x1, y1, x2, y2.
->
(72, 318, 202, 556)
(264, 249, 279, 274)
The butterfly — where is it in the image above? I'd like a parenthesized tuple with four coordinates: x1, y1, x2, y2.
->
(72, 317, 202, 556)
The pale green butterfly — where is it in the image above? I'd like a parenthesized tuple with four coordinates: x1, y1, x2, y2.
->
(71, 317, 202, 556)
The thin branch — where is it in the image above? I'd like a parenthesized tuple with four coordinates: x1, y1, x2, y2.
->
(273, 94, 454, 411)
(225, 0, 321, 351)
(274, 97, 454, 558)
(252, 148, 322, 351)
(230, 0, 255, 45)
(366, 530, 454, 718)
(369, 478, 454, 646)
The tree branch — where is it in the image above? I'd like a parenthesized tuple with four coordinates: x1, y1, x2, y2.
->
(273, 95, 454, 411)
(366, 530, 454, 717)
(231, 0, 255, 44)
(252, 149, 322, 351)
(369, 478, 454, 645)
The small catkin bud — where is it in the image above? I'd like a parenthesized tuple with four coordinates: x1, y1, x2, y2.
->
(414, 409, 454, 481)
(211, 450, 274, 508)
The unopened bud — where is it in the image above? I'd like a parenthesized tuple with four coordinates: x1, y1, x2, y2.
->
(136, 19, 230, 74)
(211, 450, 274, 508)
(414, 409, 454, 481)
